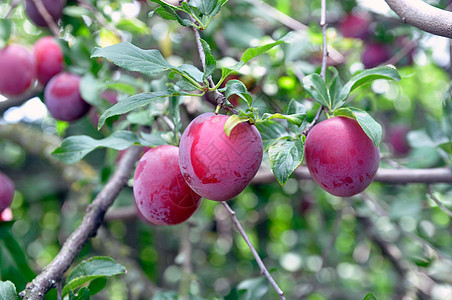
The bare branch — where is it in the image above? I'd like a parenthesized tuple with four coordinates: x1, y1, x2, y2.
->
(221, 202, 286, 300)
(253, 166, 452, 185)
(0, 86, 42, 115)
(383, 0, 452, 39)
(19, 146, 142, 300)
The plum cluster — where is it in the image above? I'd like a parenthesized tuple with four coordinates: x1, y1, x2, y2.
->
(133, 113, 264, 225)
(0, 0, 91, 122)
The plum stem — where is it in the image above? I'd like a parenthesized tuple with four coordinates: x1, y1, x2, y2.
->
(221, 201, 286, 300)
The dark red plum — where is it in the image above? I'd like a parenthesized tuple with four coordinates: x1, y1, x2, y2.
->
(133, 145, 202, 225)
(0, 172, 14, 213)
(44, 72, 90, 121)
(361, 43, 391, 69)
(34, 36, 64, 85)
(0, 45, 35, 96)
(304, 116, 380, 197)
(25, 0, 64, 28)
(179, 113, 263, 201)
(339, 12, 371, 40)
(388, 125, 411, 156)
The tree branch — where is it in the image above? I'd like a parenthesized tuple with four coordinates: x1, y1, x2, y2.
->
(426, 185, 452, 218)
(31, 0, 60, 36)
(253, 166, 452, 185)
(19, 146, 142, 300)
(0, 86, 42, 115)
(221, 202, 286, 300)
(383, 0, 452, 39)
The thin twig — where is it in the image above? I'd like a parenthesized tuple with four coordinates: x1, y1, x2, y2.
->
(0, 86, 42, 115)
(221, 202, 286, 300)
(19, 146, 142, 300)
(31, 0, 60, 36)
(426, 185, 452, 218)
(303, 0, 328, 136)
(5, 0, 21, 19)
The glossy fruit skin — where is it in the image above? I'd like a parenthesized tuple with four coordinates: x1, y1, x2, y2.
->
(133, 145, 202, 225)
(44, 72, 90, 121)
(361, 43, 391, 69)
(34, 37, 64, 85)
(0, 172, 14, 213)
(388, 125, 411, 156)
(339, 12, 371, 40)
(0, 45, 35, 96)
(304, 116, 380, 197)
(25, 0, 64, 28)
(179, 113, 263, 201)
(0, 208, 13, 222)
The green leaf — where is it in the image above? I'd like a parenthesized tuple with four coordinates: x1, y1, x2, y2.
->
(327, 67, 343, 107)
(334, 107, 382, 147)
(52, 131, 139, 164)
(224, 114, 251, 137)
(255, 120, 289, 151)
(222, 79, 252, 107)
(302, 73, 331, 108)
(0, 225, 35, 281)
(240, 40, 283, 64)
(169, 96, 182, 144)
(0, 19, 12, 49)
(80, 74, 104, 107)
(68, 287, 90, 300)
(91, 42, 173, 77)
(334, 66, 400, 110)
(268, 138, 304, 186)
(63, 257, 126, 297)
(200, 39, 216, 79)
(286, 99, 307, 133)
(177, 64, 204, 83)
(362, 293, 378, 300)
(150, 2, 195, 26)
(140, 131, 173, 147)
(98, 91, 180, 129)
(190, 0, 218, 15)
(116, 18, 150, 35)
(237, 277, 269, 300)
(0, 281, 18, 300)
(260, 112, 306, 127)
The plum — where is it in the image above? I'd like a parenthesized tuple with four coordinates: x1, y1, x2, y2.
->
(133, 145, 202, 225)
(361, 43, 391, 69)
(179, 112, 263, 201)
(388, 125, 411, 156)
(304, 116, 380, 197)
(25, 0, 64, 28)
(44, 72, 90, 121)
(0, 172, 14, 213)
(339, 12, 371, 40)
(0, 45, 35, 96)
(34, 36, 64, 85)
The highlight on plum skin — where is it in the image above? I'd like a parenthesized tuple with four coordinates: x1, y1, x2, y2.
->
(34, 36, 64, 85)
(304, 116, 380, 197)
(0, 44, 35, 96)
(133, 145, 202, 226)
(0, 171, 15, 214)
(44, 72, 91, 122)
(179, 112, 263, 202)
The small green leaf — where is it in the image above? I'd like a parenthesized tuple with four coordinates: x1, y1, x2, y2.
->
(362, 293, 378, 300)
(80, 74, 104, 107)
(327, 67, 344, 107)
(98, 91, 180, 129)
(268, 138, 304, 186)
(52, 131, 139, 164)
(63, 257, 126, 297)
(200, 39, 216, 79)
(139, 131, 172, 147)
(0, 19, 12, 49)
(177, 64, 204, 83)
(91, 42, 173, 77)
(222, 79, 252, 107)
(116, 18, 150, 35)
(286, 99, 307, 133)
(224, 114, 251, 137)
(237, 277, 269, 300)
(0, 281, 18, 300)
(255, 120, 289, 151)
(334, 107, 382, 147)
(240, 41, 283, 64)
(302, 73, 331, 108)
(152, 3, 195, 26)
(334, 66, 400, 110)
(190, 0, 218, 15)
(68, 287, 90, 300)
(260, 112, 306, 127)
